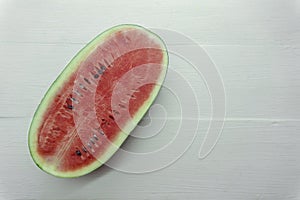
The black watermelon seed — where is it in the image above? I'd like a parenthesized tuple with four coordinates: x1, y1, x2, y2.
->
(113, 109, 120, 115)
(101, 65, 106, 70)
(79, 83, 87, 90)
(118, 104, 126, 108)
(94, 74, 99, 79)
(95, 128, 104, 135)
(84, 77, 91, 84)
(70, 97, 79, 104)
(67, 104, 73, 109)
(93, 134, 99, 140)
(90, 139, 95, 145)
(75, 150, 82, 156)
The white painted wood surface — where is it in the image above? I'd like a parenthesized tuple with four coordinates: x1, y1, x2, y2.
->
(0, 0, 299, 199)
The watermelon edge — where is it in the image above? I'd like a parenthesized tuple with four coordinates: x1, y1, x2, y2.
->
(27, 24, 169, 178)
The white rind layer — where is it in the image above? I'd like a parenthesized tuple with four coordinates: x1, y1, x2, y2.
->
(28, 24, 169, 178)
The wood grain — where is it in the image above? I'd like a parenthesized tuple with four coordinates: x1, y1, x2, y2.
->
(0, 0, 299, 199)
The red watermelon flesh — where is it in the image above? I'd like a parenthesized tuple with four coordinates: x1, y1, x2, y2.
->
(28, 25, 168, 177)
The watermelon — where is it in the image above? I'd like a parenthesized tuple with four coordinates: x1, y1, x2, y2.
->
(28, 24, 168, 178)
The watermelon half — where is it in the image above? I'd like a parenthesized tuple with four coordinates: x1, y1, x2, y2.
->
(28, 24, 168, 178)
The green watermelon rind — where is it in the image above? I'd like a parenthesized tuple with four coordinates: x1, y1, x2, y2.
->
(28, 24, 169, 178)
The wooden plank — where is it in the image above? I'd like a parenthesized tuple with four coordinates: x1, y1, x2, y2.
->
(1, 43, 299, 119)
(0, 118, 299, 199)
(0, 0, 299, 199)
(0, 0, 299, 46)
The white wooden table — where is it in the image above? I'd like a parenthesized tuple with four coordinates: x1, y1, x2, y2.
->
(0, 0, 299, 199)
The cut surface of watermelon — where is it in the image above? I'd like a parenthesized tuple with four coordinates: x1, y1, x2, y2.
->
(28, 24, 168, 177)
